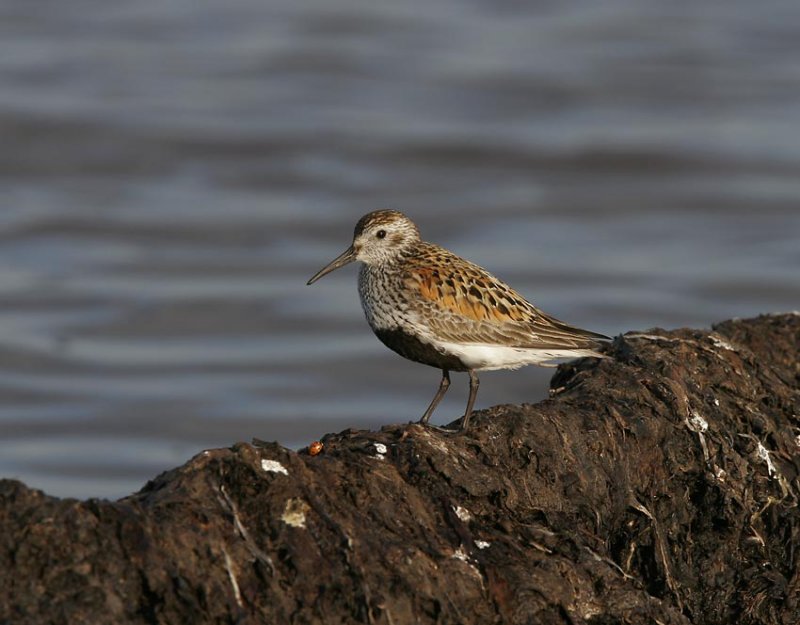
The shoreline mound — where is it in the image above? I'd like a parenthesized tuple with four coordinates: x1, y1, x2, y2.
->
(1, 313, 799, 625)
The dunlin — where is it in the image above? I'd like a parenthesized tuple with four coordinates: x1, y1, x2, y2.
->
(308, 210, 609, 430)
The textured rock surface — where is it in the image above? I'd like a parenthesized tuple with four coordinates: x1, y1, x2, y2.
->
(1, 314, 799, 625)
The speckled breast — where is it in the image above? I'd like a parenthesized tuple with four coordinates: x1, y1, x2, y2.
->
(358, 264, 467, 371)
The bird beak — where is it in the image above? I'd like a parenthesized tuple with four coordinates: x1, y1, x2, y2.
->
(307, 245, 357, 285)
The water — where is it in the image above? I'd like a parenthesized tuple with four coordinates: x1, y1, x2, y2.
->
(1, 0, 798, 499)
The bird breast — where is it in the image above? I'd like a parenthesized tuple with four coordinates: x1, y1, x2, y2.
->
(358, 264, 412, 332)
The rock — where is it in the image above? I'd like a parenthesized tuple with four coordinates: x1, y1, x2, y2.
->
(1, 313, 799, 625)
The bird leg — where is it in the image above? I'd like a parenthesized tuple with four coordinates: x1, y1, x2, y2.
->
(419, 369, 451, 425)
(459, 370, 480, 430)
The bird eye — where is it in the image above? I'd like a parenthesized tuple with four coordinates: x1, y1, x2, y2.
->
(376, 230, 387, 239)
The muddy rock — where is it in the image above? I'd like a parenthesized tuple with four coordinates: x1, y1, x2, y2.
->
(1, 314, 799, 624)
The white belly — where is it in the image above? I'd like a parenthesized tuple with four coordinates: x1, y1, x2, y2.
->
(431, 339, 603, 371)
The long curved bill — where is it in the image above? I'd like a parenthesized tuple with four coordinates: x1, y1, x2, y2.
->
(307, 245, 357, 285)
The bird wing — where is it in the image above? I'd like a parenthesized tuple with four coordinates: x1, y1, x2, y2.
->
(402, 246, 607, 350)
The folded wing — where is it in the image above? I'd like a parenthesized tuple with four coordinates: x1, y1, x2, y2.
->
(402, 247, 609, 350)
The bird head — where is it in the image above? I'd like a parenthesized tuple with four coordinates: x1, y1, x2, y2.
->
(307, 210, 420, 284)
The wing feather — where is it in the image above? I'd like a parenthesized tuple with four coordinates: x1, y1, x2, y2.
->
(402, 244, 608, 350)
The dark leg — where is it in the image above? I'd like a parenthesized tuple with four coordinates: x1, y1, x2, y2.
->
(459, 370, 480, 431)
(419, 369, 451, 425)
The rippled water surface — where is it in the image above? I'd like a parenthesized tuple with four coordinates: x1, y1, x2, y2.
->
(1, 0, 799, 498)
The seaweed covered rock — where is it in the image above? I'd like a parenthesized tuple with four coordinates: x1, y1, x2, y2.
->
(1, 314, 799, 624)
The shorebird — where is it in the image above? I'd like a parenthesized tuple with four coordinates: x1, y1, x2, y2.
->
(307, 210, 609, 430)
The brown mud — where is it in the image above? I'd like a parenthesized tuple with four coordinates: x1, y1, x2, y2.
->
(1, 313, 799, 624)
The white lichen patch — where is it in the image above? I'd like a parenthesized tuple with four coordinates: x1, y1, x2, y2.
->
(687, 412, 708, 433)
(452, 547, 469, 561)
(795, 434, 800, 449)
(451, 547, 484, 584)
(282, 498, 310, 528)
(453, 505, 472, 523)
(757, 442, 777, 477)
(709, 335, 736, 351)
(261, 459, 289, 476)
(475, 540, 490, 550)
(373, 442, 387, 460)
(714, 398, 720, 407)
(685, 410, 710, 462)
(420, 431, 451, 454)
(581, 605, 603, 620)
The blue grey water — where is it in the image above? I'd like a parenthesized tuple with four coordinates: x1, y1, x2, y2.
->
(0, 0, 798, 498)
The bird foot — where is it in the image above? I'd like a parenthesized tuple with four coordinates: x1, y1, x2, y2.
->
(414, 420, 460, 434)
